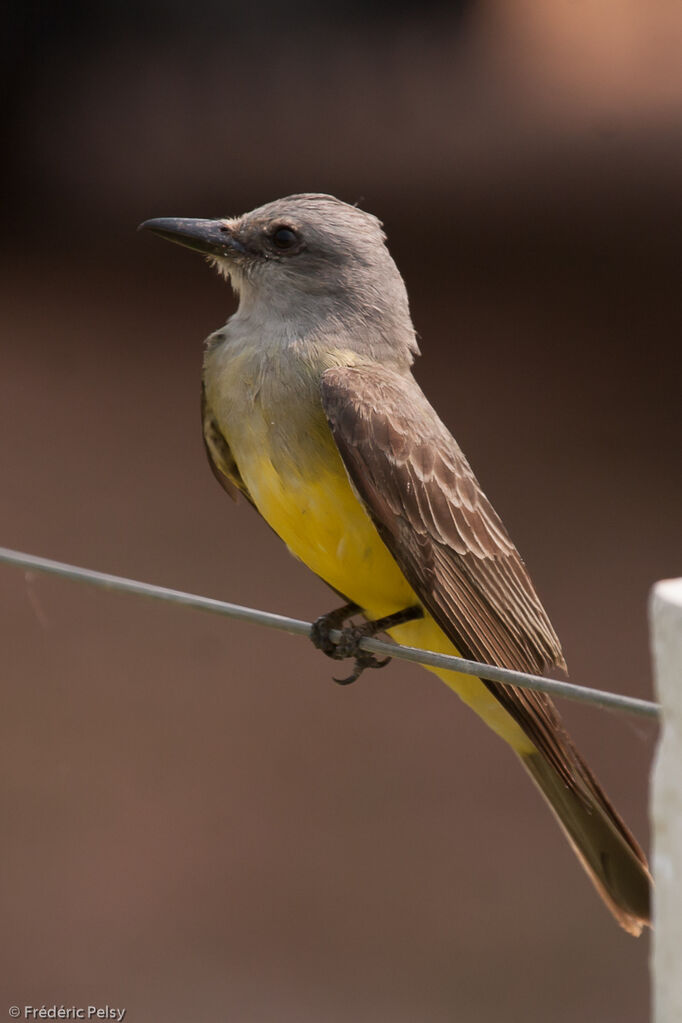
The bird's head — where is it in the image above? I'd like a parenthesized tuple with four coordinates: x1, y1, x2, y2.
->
(140, 193, 418, 362)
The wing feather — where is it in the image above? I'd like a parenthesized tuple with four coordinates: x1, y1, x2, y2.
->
(201, 384, 255, 505)
(321, 364, 564, 674)
(320, 363, 579, 775)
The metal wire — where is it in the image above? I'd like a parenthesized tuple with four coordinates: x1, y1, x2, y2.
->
(0, 546, 659, 720)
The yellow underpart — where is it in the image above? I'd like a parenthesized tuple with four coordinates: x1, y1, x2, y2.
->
(242, 448, 535, 754)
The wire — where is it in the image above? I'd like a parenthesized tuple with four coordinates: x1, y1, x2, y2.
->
(0, 546, 659, 720)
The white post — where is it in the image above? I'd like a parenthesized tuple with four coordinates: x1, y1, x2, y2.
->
(650, 578, 682, 1023)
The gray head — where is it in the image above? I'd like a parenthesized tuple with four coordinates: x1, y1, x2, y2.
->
(141, 193, 419, 367)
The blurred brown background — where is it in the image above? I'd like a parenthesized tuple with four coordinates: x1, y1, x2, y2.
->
(2, 2, 681, 1020)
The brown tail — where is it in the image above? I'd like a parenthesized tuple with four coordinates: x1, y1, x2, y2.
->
(520, 749, 652, 936)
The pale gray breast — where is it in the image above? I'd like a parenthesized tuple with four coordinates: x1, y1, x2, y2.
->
(203, 328, 338, 480)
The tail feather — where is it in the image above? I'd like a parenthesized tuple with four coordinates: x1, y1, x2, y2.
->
(521, 749, 651, 936)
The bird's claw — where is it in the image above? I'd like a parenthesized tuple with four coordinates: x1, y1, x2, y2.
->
(333, 648, 392, 686)
(331, 625, 392, 684)
(310, 604, 360, 658)
(311, 609, 392, 684)
(311, 602, 423, 684)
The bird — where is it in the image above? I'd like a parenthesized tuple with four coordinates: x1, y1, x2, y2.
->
(140, 193, 651, 935)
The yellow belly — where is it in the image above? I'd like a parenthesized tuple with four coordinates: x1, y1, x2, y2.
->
(242, 448, 534, 752)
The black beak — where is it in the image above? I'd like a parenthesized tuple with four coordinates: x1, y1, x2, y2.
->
(138, 218, 246, 257)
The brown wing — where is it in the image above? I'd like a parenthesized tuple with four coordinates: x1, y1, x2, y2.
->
(322, 365, 651, 928)
(201, 384, 255, 505)
(320, 363, 591, 784)
(321, 364, 565, 672)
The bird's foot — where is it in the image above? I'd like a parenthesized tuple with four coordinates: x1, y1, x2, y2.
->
(310, 603, 361, 657)
(310, 603, 424, 685)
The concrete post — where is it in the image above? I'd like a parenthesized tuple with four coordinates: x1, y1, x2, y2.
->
(650, 578, 682, 1023)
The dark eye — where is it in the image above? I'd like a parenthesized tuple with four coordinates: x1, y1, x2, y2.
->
(271, 226, 299, 250)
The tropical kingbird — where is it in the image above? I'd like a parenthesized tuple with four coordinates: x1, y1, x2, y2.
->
(141, 194, 651, 934)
